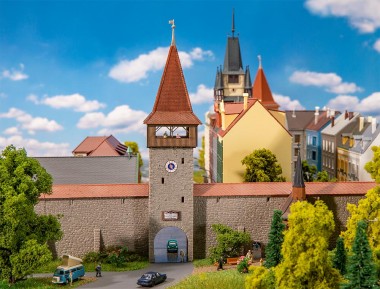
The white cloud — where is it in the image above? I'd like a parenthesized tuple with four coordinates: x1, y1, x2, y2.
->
(1, 64, 29, 81)
(28, 93, 106, 112)
(0, 136, 71, 156)
(3, 127, 21, 135)
(23, 117, 63, 135)
(109, 46, 213, 83)
(77, 105, 148, 135)
(189, 84, 214, 104)
(326, 92, 380, 114)
(374, 39, 380, 53)
(305, 0, 380, 33)
(189, 47, 214, 60)
(273, 93, 305, 110)
(0, 108, 63, 134)
(289, 70, 362, 94)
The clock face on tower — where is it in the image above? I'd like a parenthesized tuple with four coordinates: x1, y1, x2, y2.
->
(165, 160, 178, 173)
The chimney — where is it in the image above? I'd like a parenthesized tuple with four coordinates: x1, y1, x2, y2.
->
(292, 109, 296, 118)
(331, 116, 335, 127)
(345, 110, 348, 119)
(327, 107, 331, 118)
(372, 118, 377, 134)
(314, 106, 320, 125)
(330, 109, 335, 117)
(220, 100, 226, 130)
(243, 92, 248, 110)
(359, 116, 364, 132)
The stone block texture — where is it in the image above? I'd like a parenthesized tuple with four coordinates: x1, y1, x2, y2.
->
(35, 193, 363, 259)
(148, 148, 194, 262)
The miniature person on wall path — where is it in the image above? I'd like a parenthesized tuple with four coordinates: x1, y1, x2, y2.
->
(179, 249, 185, 262)
(217, 256, 224, 270)
(96, 263, 102, 277)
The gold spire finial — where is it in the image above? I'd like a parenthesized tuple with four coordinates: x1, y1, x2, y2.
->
(258, 55, 262, 69)
(169, 19, 175, 46)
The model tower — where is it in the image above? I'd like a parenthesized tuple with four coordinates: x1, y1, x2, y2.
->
(144, 20, 201, 262)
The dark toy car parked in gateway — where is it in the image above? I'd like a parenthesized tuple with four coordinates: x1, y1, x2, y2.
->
(137, 271, 167, 287)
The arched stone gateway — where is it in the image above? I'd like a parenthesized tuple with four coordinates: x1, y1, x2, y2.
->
(154, 226, 188, 263)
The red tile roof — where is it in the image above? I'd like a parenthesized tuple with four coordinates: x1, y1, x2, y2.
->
(39, 182, 376, 200)
(306, 111, 341, 131)
(218, 100, 291, 138)
(72, 135, 127, 156)
(252, 67, 279, 110)
(144, 45, 201, 125)
(194, 182, 375, 197)
(224, 102, 244, 115)
(42, 184, 149, 199)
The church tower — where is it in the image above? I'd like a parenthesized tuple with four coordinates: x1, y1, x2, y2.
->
(144, 21, 201, 262)
(214, 10, 252, 106)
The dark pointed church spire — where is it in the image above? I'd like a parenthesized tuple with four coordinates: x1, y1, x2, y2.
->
(244, 66, 252, 90)
(223, 10, 243, 73)
(231, 8, 235, 38)
(292, 145, 306, 200)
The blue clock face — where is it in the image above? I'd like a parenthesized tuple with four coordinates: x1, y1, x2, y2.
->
(165, 160, 177, 173)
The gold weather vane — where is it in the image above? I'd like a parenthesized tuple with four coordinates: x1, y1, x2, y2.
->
(169, 19, 175, 46)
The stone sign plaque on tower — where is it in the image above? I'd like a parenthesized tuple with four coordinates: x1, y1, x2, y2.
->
(162, 211, 181, 221)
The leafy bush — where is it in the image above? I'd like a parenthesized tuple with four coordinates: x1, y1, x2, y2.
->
(83, 246, 144, 267)
(245, 266, 275, 289)
(209, 224, 251, 261)
(237, 256, 250, 273)
(83, 252, 100, 263)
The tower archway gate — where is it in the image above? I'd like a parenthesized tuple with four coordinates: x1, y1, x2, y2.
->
(154, 226, 188, 263)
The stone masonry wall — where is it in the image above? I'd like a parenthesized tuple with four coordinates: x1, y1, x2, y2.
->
(148, 148, 195, 262)
(35, 197, 149, 258)
(35, 194, 364, 260)
(193, 194, 363, 259)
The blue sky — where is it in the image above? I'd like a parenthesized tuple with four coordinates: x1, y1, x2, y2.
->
(1, 0, 380, 158)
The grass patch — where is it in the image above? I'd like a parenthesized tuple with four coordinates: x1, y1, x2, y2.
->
(193, 258, 214, 268)
(0, 277, 96, 288)
(33, 259, 62, 274)
(83, 260, 149, 272)
(167, 269, 246, 289)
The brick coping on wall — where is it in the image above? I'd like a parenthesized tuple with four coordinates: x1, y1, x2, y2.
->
(39, 182, 376, 199)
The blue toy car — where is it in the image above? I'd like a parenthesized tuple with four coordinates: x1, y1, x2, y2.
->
(137, 271, 167, 287)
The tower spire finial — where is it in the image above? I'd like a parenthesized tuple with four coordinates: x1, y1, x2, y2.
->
(258, 55, 262, 69)
(231, 9, 235, 38)
(169, 19, 175, 46)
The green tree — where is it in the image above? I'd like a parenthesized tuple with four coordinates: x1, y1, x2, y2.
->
(246, 267, 276, 289)
(264, 210, 285, 268)
(341, 186, 380, 272)
(315, 170, 330, 182)
(241, 148, 285, 182)
(209, 224, 251, 261)
(124, 141, 143, 182)
(364, 146, 380, 183)
(275, 200, 341, 289)
(332, 236, 347, 275)
(342, 220, 379, 289)
(0, 145, 62, 284)
(302, 160, 317, 182)
(198, 136, 205, 170)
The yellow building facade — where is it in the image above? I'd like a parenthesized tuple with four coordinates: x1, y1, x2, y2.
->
(218, 100, 292, 183)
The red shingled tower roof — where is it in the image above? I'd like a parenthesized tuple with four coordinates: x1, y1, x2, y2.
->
(144, 43, 201, 125)
(252, 67, 280, 111)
